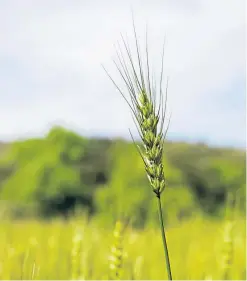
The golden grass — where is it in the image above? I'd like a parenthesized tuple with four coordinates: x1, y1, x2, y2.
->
(0, 215, 245, 280)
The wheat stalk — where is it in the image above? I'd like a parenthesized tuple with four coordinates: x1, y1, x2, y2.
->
(103, 19, 172, 280)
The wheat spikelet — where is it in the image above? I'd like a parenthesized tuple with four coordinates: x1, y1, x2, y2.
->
(103, 31, 169, 198)
(109, 220, 125, 280)
(103, 19, 173, 280)
(221, 220, 234, 280)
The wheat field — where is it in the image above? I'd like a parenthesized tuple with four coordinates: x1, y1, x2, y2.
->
(0, 214, 245, 280)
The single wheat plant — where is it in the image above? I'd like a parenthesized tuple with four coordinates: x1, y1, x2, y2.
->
(108, 220, 125, 280)
(103, 21, 173, 280)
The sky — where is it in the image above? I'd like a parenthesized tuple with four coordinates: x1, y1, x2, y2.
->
(0, 0, 246, 148)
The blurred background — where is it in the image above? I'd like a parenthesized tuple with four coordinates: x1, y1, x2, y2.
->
(0, 0, 245, 224)
(0, 0, 245, 279)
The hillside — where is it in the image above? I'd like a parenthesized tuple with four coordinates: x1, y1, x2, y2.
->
(0, 126, 245, 225)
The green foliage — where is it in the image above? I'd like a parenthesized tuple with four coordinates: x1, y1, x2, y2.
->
(47, 126, 87, 164)
(0, 126, 245, 224)
(166, 142, 246, 216)
(0, 127, 90, 215)
(95, 140, 151, 227)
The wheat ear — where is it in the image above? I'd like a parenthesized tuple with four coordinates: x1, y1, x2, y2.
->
(108, 220, 125, 280)
(103, 20, 172, 280)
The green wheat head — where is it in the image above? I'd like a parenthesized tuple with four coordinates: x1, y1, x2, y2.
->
(103, 19, 173, 280)
(108, 220, 125, 280)
(103, 24, 169, 199)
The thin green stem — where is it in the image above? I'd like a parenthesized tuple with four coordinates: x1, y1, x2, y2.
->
(157, 194, 173, 280)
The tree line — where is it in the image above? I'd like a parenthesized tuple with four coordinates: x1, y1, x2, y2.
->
(0, 126, 245, 226)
